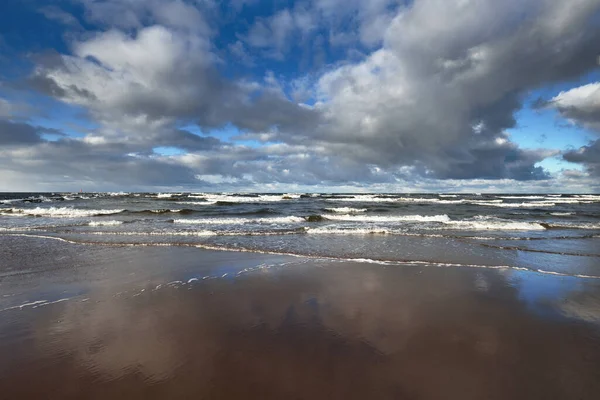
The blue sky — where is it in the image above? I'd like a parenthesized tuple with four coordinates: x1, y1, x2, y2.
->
(1, 0, 599, 192)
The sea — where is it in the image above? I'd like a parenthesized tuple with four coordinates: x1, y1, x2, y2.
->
(1, 192, 599, 278)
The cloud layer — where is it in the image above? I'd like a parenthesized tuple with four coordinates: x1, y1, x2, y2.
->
(1, 0, 600, 191)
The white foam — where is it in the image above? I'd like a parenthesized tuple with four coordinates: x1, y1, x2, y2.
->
(1, 207, 124, 218)
(1, 198, 26, 204)
(87, 230, 218, 236)
(173, 216, 305, 225)
(324, 195, 399, 203)
(546, 222, 600, 230)
(307, 227, 398, 235)
(472, 201, 557, 208)
(314, 214, 546, 231)
(324, 207, 367, 213)
(88, 220, 123, 226)
(179, 201, 217, 205)
(1, 300, 48, 312)
(550, 212, 575, 216)
(32, 298, 70, 308)
(324, 214, 451, 223)
(396, 197, 466, 204)
(575, 195, 600, 200)
(196, 194, 294, 203)
(497, 196, 546, 199)
(445, 220, 546, 231)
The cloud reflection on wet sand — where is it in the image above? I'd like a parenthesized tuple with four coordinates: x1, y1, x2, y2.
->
(2, 260, 600, 399)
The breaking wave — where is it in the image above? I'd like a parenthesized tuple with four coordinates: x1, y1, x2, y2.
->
(174, 216, 305, 225)
(0, 207, 124, 218)
(324, 207, 368, 213)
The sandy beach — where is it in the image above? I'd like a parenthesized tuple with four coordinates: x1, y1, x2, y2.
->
(1, 235, 600, 399)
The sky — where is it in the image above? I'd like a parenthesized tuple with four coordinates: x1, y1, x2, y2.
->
(0, 0, 600, 193)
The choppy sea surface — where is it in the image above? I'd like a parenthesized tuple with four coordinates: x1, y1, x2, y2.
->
(1, 192, 599, 278)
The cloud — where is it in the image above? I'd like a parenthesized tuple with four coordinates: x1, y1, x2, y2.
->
(228, 40, 255, 67)
(296, 0, 600, 180)
(38, 6, 84, 29)
(0, 138, 198, 189)
(545, 82, 600, 174)
(0, 98, 13, 118)
(77, 0, 213, 35)
(30, 22, 318, 138)
(243, 7, 317, 60)
(548, 82, 600, 133)
(8, 0, 600, 191)
(563, 141, 600, 176)
(0, 120, 46, 145)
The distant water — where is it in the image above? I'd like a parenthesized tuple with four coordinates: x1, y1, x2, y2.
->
(1, 192, 599, 278)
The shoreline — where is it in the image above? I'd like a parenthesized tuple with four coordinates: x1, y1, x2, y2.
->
(1, 235, 600, 399)
(2, 232, 600, 280)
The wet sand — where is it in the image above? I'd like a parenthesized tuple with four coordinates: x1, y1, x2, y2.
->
(1, 236, 600, 399)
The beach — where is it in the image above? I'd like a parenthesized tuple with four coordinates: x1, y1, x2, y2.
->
(1, 234, 600, 399)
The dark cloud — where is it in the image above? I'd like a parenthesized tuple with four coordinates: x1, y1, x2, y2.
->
(154, 129, 222, 152)
(302, 0, 600, 180)
(563, 141, 600, 176)
(0, 138, 197, 187)
(0, 120, 47, 145)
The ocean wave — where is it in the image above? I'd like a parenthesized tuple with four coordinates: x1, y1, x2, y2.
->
(88, 220, 123, 226)
(445, 220, 546, 231)
(178, 201, 218, 205)
(550, 212, 575, 216)
(542, 222, 600, 230)
(0, 207, 124, 218)
(83, 228, 306, 237)
(324, 195, 399, 203)
(173, 216, 305, 225)
(123, 209, 197, 215)
(192, 194, 296, 203)
(497, 196, 546, 199)
(472, 201, 557, 208)
(87, 230, 218, 236)
(324, 207, 367, 213)
(306, 227, 400, 235)
(324, 214, 451, 223)
(0, 198, 27, 204)
(396, 197, 466, 204)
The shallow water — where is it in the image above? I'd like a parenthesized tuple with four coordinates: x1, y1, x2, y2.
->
(1, 236, 600, 399)
(1, 192, 599, 278)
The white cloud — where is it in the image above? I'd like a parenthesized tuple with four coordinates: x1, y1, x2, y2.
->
(550, 82, 600, 132)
